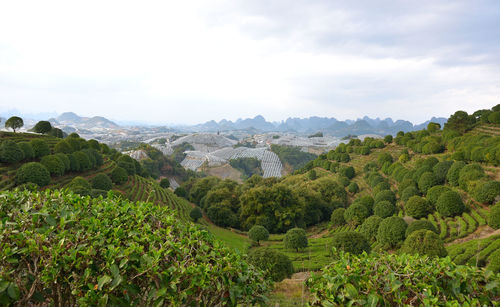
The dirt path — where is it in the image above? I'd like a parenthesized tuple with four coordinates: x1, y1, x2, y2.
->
(447, 226, 500, 245)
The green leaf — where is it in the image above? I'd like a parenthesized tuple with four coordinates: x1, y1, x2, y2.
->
(7, 283, 20, 300)
(344, 283, 358, 298)
(45, 215, 57, 227)
(109, 275, 123, 291)
(97, 275, 112, 290)
(110, 264, 119, 277)
(0, 281, 9, 293)
(485, 281, 498, 291)
(367, 294, 379, 307)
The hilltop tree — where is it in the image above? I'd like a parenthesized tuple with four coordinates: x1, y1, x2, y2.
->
(32, 121, 52, 134)
(5, 116, 23, 132)
(444, 111, 475, 134)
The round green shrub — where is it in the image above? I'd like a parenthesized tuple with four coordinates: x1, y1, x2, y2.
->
(384, 135, 393, 143)
(458, 164, 485, 191)
(331, 231, 370, 255)
(189, 206, 203, 222)
(401, 230, 447, 257)
(446, 161, 466, 186)
(248, 225, 269, 244)
(15, 162, 50, 187)
(374, 200, 396, 218)
(376, 216, 407, 248)
(474, 181, 500, 204)
(344, 203, 370, 226)
(283, 228, 308, 251)
(17, 142, 34, 160)
(67, 176, 91, 195)
(160, 178, 170, 188)
(90, 189, 107, 198)
(248, 248, 293, 282)
(359, 216, 383, 242)
(418, 172, 437, 194)
(373, 181, 391, 195)
(337, 176, 350, 187)
(30, 139, 50, 158)
(405, 196, 432, 219)
(375, 190, 396, 205)
(54, 140, 72, 154)
(68, 154, 80, 172)
(488, 111, 500, 124)
(0, 140, 24, 163)
(488, 203, 500, 229)
(91, 173, 112, 191)
(117, 155, 136, 175)
(353, 196, 374, 214)
(72, 151, 91, 171)
(40, 155, 65, 176)
(54, 153, 70, 172)
(426, 185, 452, 205)
(399, 178, 417, 192)
(433, 161, 454, 184)
(347, 182, 359, 194)
(436, 191, 465, 217)
(111, 166, 128, 185)
(406, 220, 438, 237)
(401, 186, 420, 202)
(331, 208, 346, 226)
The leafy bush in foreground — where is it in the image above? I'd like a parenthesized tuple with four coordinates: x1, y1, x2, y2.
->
(401, 230, 447, 258)
(307, 251, 500, 305)
(0, 190, 269, 306)
(376, 216, 407, 249)
(248, 248, 293, 282)
(15, 162, 51, 187)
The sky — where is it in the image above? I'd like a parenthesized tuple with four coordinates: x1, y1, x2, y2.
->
(0, 0, 499, 125)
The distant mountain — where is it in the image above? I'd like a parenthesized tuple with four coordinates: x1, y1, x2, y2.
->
(56, 112, 119, 129)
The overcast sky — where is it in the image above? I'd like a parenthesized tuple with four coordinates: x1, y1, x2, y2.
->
(1, 0, 499, 124)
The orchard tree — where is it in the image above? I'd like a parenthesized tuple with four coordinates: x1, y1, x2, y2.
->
(32, 121, 52, 134)
(284, 228, 308, 252)
(248, 225, 270, 245)
(189, 207, 203, 222)
(5, 116, 23, 132)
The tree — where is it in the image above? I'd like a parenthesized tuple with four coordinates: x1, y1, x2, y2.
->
(48, 127, 64, 138)
(376, 216, 407, 248)
(160, 178, 170, 188)
(436, 191, 465, 217)
(331, 231, 370, 255)
(16, 162, 50, 187)
(5, 116, 23, 132)
(308, 169, 317, 180)
(17, 142, 34, 160)
(0, 140, 24, 163)
(67, 176, 91, 195)
(91, 173, 113, 191)
(406, 220, 438, 237)
(401, 230, 447, 257)
(426, 185, 451, 205)
(474, 181, 500, 204)
(344, 203, 370, 226)
(330, 208, 346, 226)
(40, 155, 65, 176)
(30, 139, 50, 158)
(189, 207, 203, 222)
(347, 182, 359, 193)
(111, 167, 128, 185)
(248, 225, 269, 245)
(405, 196, 432, 219)
(384, 135, 393, 143)
(418, 172, 437, 194)
(427, 122, 441, 133)
(283, 228, 308, 252)
(401, 186, 420, 202)
(54, 140, 72, 154)
(359, 216, 383, 242)
(374, 200, 396, 218)
(248, 248, 293, 282)
(444, 111, 474, 134)
(375, 190, 396, 205)
(488, 111, 500, 124)
(32, 121, 52, 134)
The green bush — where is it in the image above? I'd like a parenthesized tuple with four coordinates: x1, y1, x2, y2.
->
(248, 225, 270, 245)
(67, 176, 91, 195)
(373, 200, 396, 218)
(189, 206, 203, 222)
(405, 196, 432, 219)
(384, 135, 393, 143)
(32, 120, 52, 134)
(426, 185, 452, 205)
(488, 111, 500, 124)
(344, 203, 370, 226)
(474, 181, 500, 204)
(436, 191, 465, 217)
(447, 161, 466, 186)
(433, 161, 454, 184)
(0, 140, 24, 163)
(373, 181, 391, 195)
(353, 196, 374, 214)
(331, 231, 370, 255)
(489, 203, 500, 229)
(0, 190, 269, 305)
(117, 155, 136, 175)
(111, 167, 128, 185)
(248, 248, 293, 282)
(91, 173, 113, 191)
(374, 190, 396, 205)
(399, 178, 417, 192)
(376, 216, 407, 248)
(401, 186, 420, 202)
(330, 208, 346, 226)
(159, 178, 170, 188)
(347, 182, 359, 193)
(406, 220, 438, 237)
(458, 164, 485, 191)
(359, 216, 383, 242)
(341, 166, 355, 179)
(401, 229, 447, 257)
(54, 140, 72, 154)
(90, 189, 107, 198)
(418, 172, 437, 194)
(40, 155, 66, 176)
(487, 249, 500, 273)
(15, 162, 50, 187)
(72, 151, 91, 171)
(54, 153, 70, 172)
(17, 142, 34, 160)
(283, 228, 308, 251)
(30, 139, 50, 158)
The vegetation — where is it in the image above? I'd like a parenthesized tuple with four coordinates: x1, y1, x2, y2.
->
(405, 220, 438, 237)
(436, 190, 465, 217)
(283, 228, 308, 252)
(359, 216, 382, 242)
(159, 178, 170, 188)
(401, 229, 447, 257)
(4, 116, 23, 132)
(373, 200, 396, 218)
(15, 162, 51, 187)
(489, 203, 500, 229)
(248, 248, 293, 282)
(229, 157, 263, 178)
(405, 195, 432, 219)
(330, 231, 370, 255)
(189, 206, 202, 222)
(376, 216, 407, 248)
(91, 173, 113, 191)
(248, 225, 270, 245)
(32, 120, 52, 134)
(330, 208, 346, 226)
(270, 144, 316, 170)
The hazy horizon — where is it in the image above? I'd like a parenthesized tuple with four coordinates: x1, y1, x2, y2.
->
(1, 1, 499, 124)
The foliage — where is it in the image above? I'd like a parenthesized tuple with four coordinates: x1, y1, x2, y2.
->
(418, 171, 437, 194)
(0, 190, 269, 306)
(384, 135, 393, 143)
(248, 248, 293, 282)
(489, 203, 500, 229)
(307, 251, 500, 306)
(474, 181, 500, 204)
(15, 162, 51, 187)
(40, 154, 66, 176)
(359, 216, 382, 242)
(271, 144, 316, 170)
(347, 182, 359, 193)
(426, 185, 452, 205)
(159, 178, 170, 188)
(72, 151, 91, 171)
(436, 190, 465, 217)
(373, 200, 396, 218)
(283, 228, 308, 252)
(330, 208, 346, 227)
(353, 196, 374, 214)
(49, 127, 64, 138)
(248, 225, 270, 245)
(446, 161, 466, 186)
(67, 176, 91, 195)
(344, 203, 370, 226)
(401, 230, 447, 257)
(401, 186, 419, 202)
(433, 160, 453, 184)
(230, 157, 263, 178)
(189, 206, 203, 222)
(376, 216, 407, 248)
(91, 173, 113, 191)
(405, 196, 432, 219)
(406, 220, 438, 237)
(331, 231, 370, 255)
(17, 142, 34, 160)
(111, 167, 128, 185)
(30, 139, 50, 158)
(32, 120, 52, 134)
(374, 190, 396, 205)
(117, 155, 136, 175)
(0, 140, 24, 163)
(4, 116, 23, 132)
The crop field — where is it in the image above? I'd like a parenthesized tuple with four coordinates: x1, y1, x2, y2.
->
(447, 234, 500, 267)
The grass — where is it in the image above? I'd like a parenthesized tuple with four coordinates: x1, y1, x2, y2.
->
(202, 222, 251, 252)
